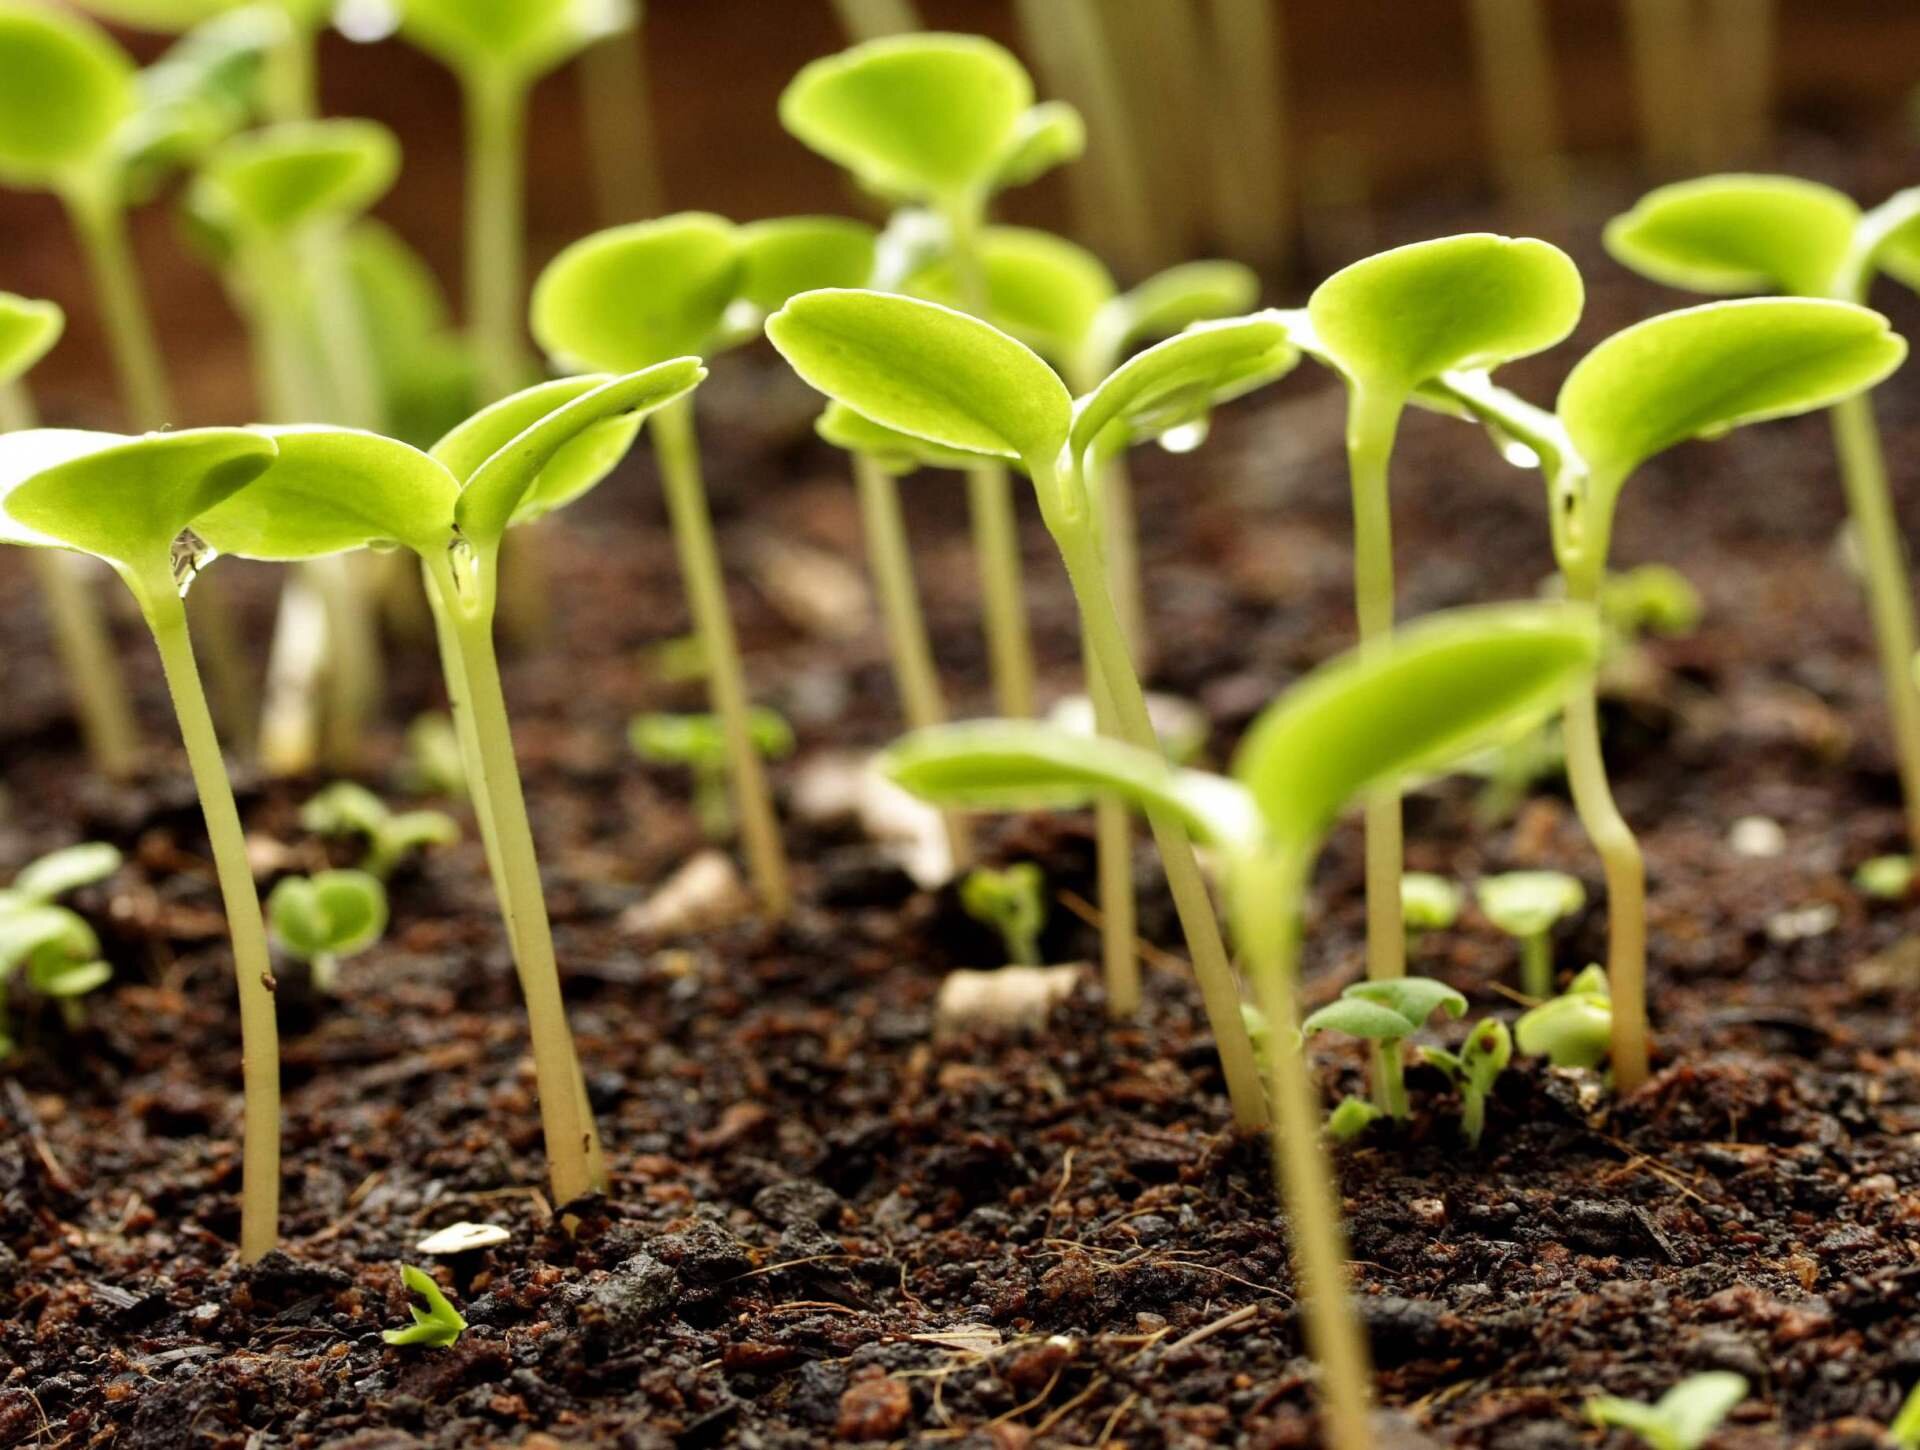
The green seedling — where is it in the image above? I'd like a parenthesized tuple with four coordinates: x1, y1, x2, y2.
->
(1891, 1379, 1920, 1448)
(1515, 963, 1612, 1069)
(118, 6, 285, 191)
(80, 0, 324, 125)
(301, 782, 459, 879)
(266, 867, 386, 993)
(629, 709, 795, 844)
(1326, 1095, 1384, 1143)
(1586, 1371, 1749, 1450)
(1, 841, 123, 908)
(1420, 1017, 1512, 1147)
(0, 841, 122, 1056)
(1279, 234, 1583, 989)
(1402, 872, 1462, 945)
(1430, 295, 1905, 1089)
(381, 1263, 466, 1348)
(959, 862, 1048, 966)
(1303, 977, 1467, 1122)
(1855, 854, 1913, 901)
(1602, 562, 1703, 642)
(1477, 869, 1585, 998)
(881, 600, 1600, 1450)
(1608, 175, 1920, 881)
(0, 425, 283, 1260)
(189, 360, 704, 1209)
(399, 0, 631, 397)
(402, 710, 468, 799)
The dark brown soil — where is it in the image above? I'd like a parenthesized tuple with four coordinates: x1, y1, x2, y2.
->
(10, 137, 1920, 1449)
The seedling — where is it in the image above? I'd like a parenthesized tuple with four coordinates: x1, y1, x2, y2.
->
(1515, 963, 1612, 1069)
(1402, 873, 1462, 944)
(1608, 175, 1920, 878)
(1, 841, 122, 908)
(1602, 562, 1703, 644)
(1855, 854, 1913, 901)
(1420, 1018, 1512, 1147)
(1430, 294, 1905, 1088)
(402, 710, 468, 800)
(381, 1263, 466, 1349)
(266, 868, 386, 993)
(629, 709, 795, 844)
(1477, 869, 1585, 998)
(881, 600, 1600, 1450)
(1891, 1379, 1920, 1448)
(1304, 977, 1466, 1121)
(0, 841, 121, 1056)
(1326, 1095, 1384, 1143)
(1585, 1371, 1749, 1450)
(0, 425, 283, 1261)
(959, 862, 1048, 966)
(300, 782, 458, 879)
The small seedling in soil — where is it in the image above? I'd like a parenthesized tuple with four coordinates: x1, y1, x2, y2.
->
(1891, 1379, 1920, 1447)
(1854, 854, 1914, 900)
(266, 868, 386, 994)
(402, 710, 468, 799)
(629, 709, 795, 844)
(381, 1264, 467, 1349)
(1420, 1017, 1513, 1147)
(1515, 963, 1613, 1069)
(1302, 977, 1467, 1121)
(0, 841, 121, 1057)
(1326, 1095, 1385, 1142)
(301, 782, 458, 880)
(958, 862, 1048, 966)
(882, 600, 1599, 1449)
(1477, 869, 1585, 998)
(1402, 872, 1463, 945)
(1585, 1370, 1748, 1450)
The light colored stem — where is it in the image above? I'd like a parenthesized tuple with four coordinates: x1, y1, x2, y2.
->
(1520, 934, 1552, 999)
(1086, 643, 1141, 1018)
(581, 11, 664, 222)
(261, 18, 316, 122)
(1205, 0, 1291, 269)
(62, 180, 171, 431)
(1624, 0, 1697, 173)
(1096, 454, 1147, 666)
(650, 398, 791, 917)
(464, 66, 530, 400)
(1465, 0, 1569, 211)
(830, 0, 920, 40)
(853, 452, 970, 867)
(1373, 1039, 1407, 1119)
(1700, 0, 1774, 164)
(146, 586, 279, 1263)
(1830, 394, 1920, 857)
(1348, 388, 1405, 981)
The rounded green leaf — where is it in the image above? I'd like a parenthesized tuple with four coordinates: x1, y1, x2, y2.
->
(1301, 997, 1416, 1041)
(1099, 259, 1262, 361)
(815, 401, 1002, 475)
(268, 867, 387, 960)
(779, 33, 1032, 203)
(0, 293, 63, 388)
(1347, 976, 1468, 1028)
(1558, 298, 1907, 486)
(1604, 174, 1858, 299)
(14, 841, 121, 900)
(736, 216, 877, 315)
(1873, 192, 1920, 296)
(1071, 314, 1297, 464)
(431, 373, 604, 483)
(0, 902, 98, 977)
(0, 1, 135, 187)
(910, 225, 1116, 371)
(114, 5, 288, 193)
(991, 99, 1083, 191)
(1306, 234, 1584, 395)
(1476, 869, 1584, 938)
(768, 288, 1072, 466)
(401, 0, 630, 79)
(1232, 602, 1601, 851)
(531, 213, 741, 372)
(190, 118, 399, 241)
(1515, 988, 1611, 1068)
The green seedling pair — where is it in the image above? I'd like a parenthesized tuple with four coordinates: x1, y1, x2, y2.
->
(959, 862, 1048, 966)
(302, 782, 459, 880)
(268, 868, 385, 994)
(630, 709, 794, 844)
(0, 842, 121, 1057)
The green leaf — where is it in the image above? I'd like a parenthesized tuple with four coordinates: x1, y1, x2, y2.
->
(189, 118, 399, 241)
(0, 293, 63, 389)
(1558, 298, 1907, 487)
(1460, 1018, 1513, 1090)
(1326, 1095, 1385, 1141)
(401, 0, 630, 80)
(767, 289, 1072, 466)
(1301, 996, 1418, 1042)
(1604, 174, 1857, 299)
(629, 708, 792, 765)
(910, 225, 1115, 372)
(301, 780, 391, 839)
(1657, 1373, 1750, 1450)
(878, 720, 1264, 854)
(735, 215, 877, 315)
(1476, 869, 1584, 938)
(1105, 260, 1262, 355)
(991, 99, 1083, 191)
(30, 954, 111, 997)
(1232, 602, 1600, 851)
(14, 842, 121, 901)
(1305, 234, 1583, 396)
(958, 862, 1047, 965)
(814, 401, 1004, 475)
(267, 868, 387, 960)
(0, 1, 135, 187)
(531, 212, 741, 372)
(0, 902, 97, 978)
(1347, 976, 1468, 1028)
(115, 5, 283, 194)
(382, 1262, 467, 1348)
(1513, 989, 1611, 1068)
(1400, 872, 1461, 931)
(779, 33, 1032, 203)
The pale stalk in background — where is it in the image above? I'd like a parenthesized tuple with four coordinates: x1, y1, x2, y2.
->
(1623, 0, 1697, 174)
(1204, 0, 1291, 270)
(1466, 0, 1569, 215)
(581, 7, 665, 223)
(829, 0, 920, 41)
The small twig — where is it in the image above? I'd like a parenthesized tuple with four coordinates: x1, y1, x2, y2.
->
(1095, 1391, 1139, 1446)
(1031, 1373, 1107, 1436)
(1163, 1301, 1261, 1354)
(1056, 889, 1189, 976)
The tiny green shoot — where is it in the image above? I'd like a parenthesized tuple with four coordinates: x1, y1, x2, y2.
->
(1419, 1017, 1512, 1147)
(381, 1263, 467, 1349)
(300, 782, 458, 879)
(1890, 1379, 1920, 1448)
(1401, 872, 1462, 943)
(1326, 1095, 1385, 1143)
(1855, 854, 1913, 901)
(0, 841, 121, 1056)
(1302, 977, 1467, 1121)
(1514, 963, 1612, 1069)
(266, 867, 387, 993)
(629, 709, 795, 844)
(1585, 1371, 1749, 1450)
(403, 710, 469, 799)
(958, 862, 1048, 966)
(1476, 869, 1585, 998)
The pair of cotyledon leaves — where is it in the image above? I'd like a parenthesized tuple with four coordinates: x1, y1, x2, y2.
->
(187, 117, 399, 255)
(267, 868, 387, 962)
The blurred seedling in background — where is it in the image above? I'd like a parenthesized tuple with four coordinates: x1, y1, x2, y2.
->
(630, 709, 795, 844)
(1477, 869, 1585, 998)
(1459, 714, 1566, 828)
(1302, 978, 1466, 1122)
(381, 1264, 466, 1349)
(883, 601, 1600, 1449)
(267, 867, 386, 993)
(1585, 1371, 1749, 1450)
(1420, 1017, 1512, 1147)
(301, 782, 458, 879)
(0, 842, 122, 1056)
(401, 711, 468, 799)
(959, 862, 1048, 966)
(1401, 872, 1462, 950)
(1854, 853, 1914, 901)
(1515, 963, 1613, 1069)
(1891, 1379, 1920, 1448)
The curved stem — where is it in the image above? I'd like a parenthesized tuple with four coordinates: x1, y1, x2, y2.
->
(463, 66, 531, 400)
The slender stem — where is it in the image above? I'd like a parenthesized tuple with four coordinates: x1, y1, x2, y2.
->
(1086, 644, 1141, 1017)
(1373, 1039, 1407, 1119)
(580, 10, 664, 223)
(1623, 0, 1697, 173)
(1465, 0, 1570, 212)
(1829, 394, 1920, 859)
(1205, 0, 1292, 270)
(852, 451, 970, 867)
(829, 0, 920, 39)
(464, 65, 531, 401)
(144, 584, 280, 1263)
(1096, 453, 1148, 667)
(1520, 934, 1552, 999)
(650, 398, 791, 918)
(1461, 1087, 1486, 1147)
(61, 179, 171, 431)
(261, 17, 317, 122)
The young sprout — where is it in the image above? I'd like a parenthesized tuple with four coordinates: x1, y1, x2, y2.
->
(1302, 977, 1467, 1122)
(1602, 562, 1703, 643)
(629, 709, 795, 844)
(2, 841, 123, 906)
(1514, 963, 1612, 1069)
(1401, 872, 1462, 946)
(1477, 869, 1585, 998)
(300, 782, 459, 879)
(0, 426, 283, 1260)
(1608, 176, 1920, 882)
(1892, 1379, 1920, 1448)
(1855, 854, 1913, 901)
(959, 862, 1048, 966)
(381, 1263, 467, 1349)
(266, 867, 386, 993)
(881, 601, 1600, 1450)
(0, 841, 121, 1055)
(1419, 1017, 1512, 1148)
(1585, 1371, 1749, 1450)
(402, 710, 468, 799)
(1431, 294, 1906, 1088)
(1326, 1094, 1384, 1143)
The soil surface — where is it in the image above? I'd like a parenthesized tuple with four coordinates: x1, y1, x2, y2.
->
(9, 134, 1920, 1449)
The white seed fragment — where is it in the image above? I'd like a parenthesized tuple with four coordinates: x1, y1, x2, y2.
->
(1766, 903, 1839, 943)
(621, 850, 753, 939)
(416, 1221, 510, 1255)
(934, 964, 1084, 1040)
(1728, 815, 1786, 858)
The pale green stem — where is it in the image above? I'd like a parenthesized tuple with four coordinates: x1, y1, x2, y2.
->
(830, 0, 920, 39)
(1461, 1084, 1487, 1147)
(61, 178, 171, 431)
(649, 397, 791, 918)
(144, 582, 280, 1263)
(852, 451, 970, 868)
(1465, 0, 1570, 211)
(1097, 453, 1147, 666)
(1373, 1038, 1407, 1119)
(1085, 641, 1141, 1018)
(1520, 933, 1552, 999)
(580, 11, 664, 222)
(464, 65, 531, 400)
(261, 17, 317, 122)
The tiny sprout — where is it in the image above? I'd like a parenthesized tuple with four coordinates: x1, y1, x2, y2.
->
(381, 1263, 467, 1349)
(959, 862, 1048, 966)
(1585, 1371, 1749, 1450)
(1477, 870, 1585, 998)
(1302, 978, 1467, 1121)
(1602, 562, 1702, 642)
(1515, 964, 1613, 1069)
(0, 903, 111, 1057)
(402, 711, 468, 799)
(1854, 854, 1914, 900)
(267, 868, 387, 994)
(1420, 1018, 1513, 1148)
(4, 841, 122, 906)
(1891, 1379, 1920, 1448)
(630, 709, 795, 843)
(301, 781, 459, 879)
(1327, 1096, 1385, 1143)
(1401, 873, 1462, 940)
